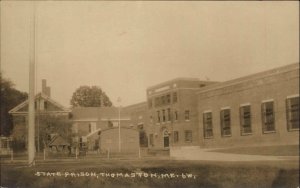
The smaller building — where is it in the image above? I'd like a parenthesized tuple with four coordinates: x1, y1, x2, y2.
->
(100, 127, 139, 153)
(71, 107, 133, 151)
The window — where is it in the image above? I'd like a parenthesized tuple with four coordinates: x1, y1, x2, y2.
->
(166, 94, 171, 104)
(167, 108, 171, 122)
(174, 111, 178, 121)
(173, 92, 178, 103)
(44, 101, 48, 110)
(220, 108, 231, 136)
(162, 110, 166, 122)
(157, 111, 161, 123)
(203, 112, 213, 138)
(149, 134, 154, 146)
(173, 131, 179, 143)
(89, 123, 96, 133)
(240, 105, 252, 135)
(184, 130, 192, 142)
(262, 101, 275, 133)
(286, 96, 299, 131)
(184, 110, 190, 121)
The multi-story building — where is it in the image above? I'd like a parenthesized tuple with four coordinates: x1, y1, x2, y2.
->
(145, 78, 218, 150)
(196, 63, 299, 149)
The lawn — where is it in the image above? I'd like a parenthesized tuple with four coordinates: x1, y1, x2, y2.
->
(1, 159, 299, 188)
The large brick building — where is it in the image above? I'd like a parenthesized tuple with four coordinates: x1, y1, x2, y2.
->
(196, 63, 299, 149)
(145, 78, 218, 150)
(141, 63, 299, 155)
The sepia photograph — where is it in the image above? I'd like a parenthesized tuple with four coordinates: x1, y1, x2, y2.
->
(0, 1, 299, 187)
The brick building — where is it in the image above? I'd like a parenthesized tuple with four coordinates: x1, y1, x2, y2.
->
(71, 107, 132, 151)
(195, 63, 299, 149)
(145, 78, 218, 150)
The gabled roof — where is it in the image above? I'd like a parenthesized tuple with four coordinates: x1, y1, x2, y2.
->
(9, 92, 70, 115)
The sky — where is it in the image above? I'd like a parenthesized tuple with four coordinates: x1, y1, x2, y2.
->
(1, 1, 299, 107)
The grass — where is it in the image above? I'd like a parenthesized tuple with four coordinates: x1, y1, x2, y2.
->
(209, 145, 299, 156)
(1, 159, 299, 188)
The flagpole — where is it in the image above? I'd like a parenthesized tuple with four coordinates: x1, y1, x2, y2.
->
(28, 1, 36, 166)
(118, 97, 121, 152)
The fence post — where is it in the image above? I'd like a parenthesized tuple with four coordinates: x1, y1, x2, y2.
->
(75, 147, 78, 159)
(107, 148, 110, 160)
(138, 147, 141, 159)
(43, 148, 46, 160)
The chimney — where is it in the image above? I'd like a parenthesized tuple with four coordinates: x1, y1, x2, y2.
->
(42, 79, 51, 97)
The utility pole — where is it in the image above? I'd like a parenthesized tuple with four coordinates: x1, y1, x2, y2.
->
(117, 97, 121, 152)
(28, 1, 36, 166)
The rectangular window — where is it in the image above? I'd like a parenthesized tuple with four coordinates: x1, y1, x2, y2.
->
(166, 94, 171, 104)
(184, 130, 192, 142)
(262, 101, 275, 133)
(173, 92, 177, 103)
(167, 108, 171, 121)
(44, 101, 48, 110)
(149, 134, 154, 146)
(174, 111, 178, 121)
(220, 108, 231, 136)
(240, 105, 252, 135)
(286, 96, 299, 131)
(162, 110, 166, 122)
(203, 112, 213, 138)
(157, 111, 161, 123)
(173, 131, 179, 143)
(184, 110, 190, 121)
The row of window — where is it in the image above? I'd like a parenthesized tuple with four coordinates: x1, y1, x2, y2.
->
(148, 92, 178, 108)
(152, 109, 190, 124)
(202, 96, 299, 138)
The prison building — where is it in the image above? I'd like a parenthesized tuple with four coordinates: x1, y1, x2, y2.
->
(146, 78, 218, 150)
(194, 63, 299, 150)
(71, 107, 134, 151)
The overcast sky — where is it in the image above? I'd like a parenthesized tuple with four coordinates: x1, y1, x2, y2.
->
(1, 1, 299, 107)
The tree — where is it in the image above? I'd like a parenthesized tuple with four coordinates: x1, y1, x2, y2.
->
(38, 115, 73, 149)
(0, 73, 28, 136)
(70, 86, 112, 107)
(11, 114, 73, 151)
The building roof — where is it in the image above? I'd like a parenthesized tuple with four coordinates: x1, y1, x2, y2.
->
(8, 92, 70, 115)
(196, 62, 299, 95)
(71, 107, 130, 121)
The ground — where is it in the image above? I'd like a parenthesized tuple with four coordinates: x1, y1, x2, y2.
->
(1, 157, 299, 188)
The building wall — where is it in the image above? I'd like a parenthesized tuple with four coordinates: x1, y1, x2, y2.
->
(146, 79, 218, 150)
(197, 64, 299, 148)
(100, 128, 139, 153)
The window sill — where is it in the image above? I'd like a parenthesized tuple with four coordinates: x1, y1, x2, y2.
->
(185, 120, 190, 122)
(204, 136, 214, 139)
(263, 131, 276, 134)
(241, 133, 253, 136)
(288, 128, 299, 132)
(221, 135, 232, 137)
